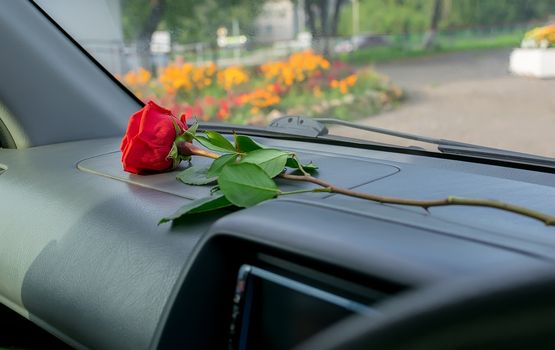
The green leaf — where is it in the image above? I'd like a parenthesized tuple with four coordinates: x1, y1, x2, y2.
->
(286, 157, 319, 173)
(218, 163, 280, 207)
(234, 134, 265, 153)
(204, 131, 236, 151)
(166, 142, 178, 162)
(159, 194, 233, 224)
(180, 122, 199, 142)
(240, 149, 289, 178)
(194, 135, 237, 154)
(187, 122, 199, 135)
(171, 118, 181, 136)
(176, 165, 217, 185)
(207, 153, 237, 177)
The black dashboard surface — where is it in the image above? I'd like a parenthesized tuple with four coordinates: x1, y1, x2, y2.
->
(1, 135, 554, 349)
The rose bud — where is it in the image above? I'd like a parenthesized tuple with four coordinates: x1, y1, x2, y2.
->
(120, 101, 187, 174)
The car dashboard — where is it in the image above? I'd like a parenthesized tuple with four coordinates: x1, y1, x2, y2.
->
(1, 135, 555, 349)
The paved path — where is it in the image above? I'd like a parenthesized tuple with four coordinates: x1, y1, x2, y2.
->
(333, 49, 555, 158)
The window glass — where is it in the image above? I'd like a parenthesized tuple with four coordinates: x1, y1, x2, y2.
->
(36, 0, 555, 158)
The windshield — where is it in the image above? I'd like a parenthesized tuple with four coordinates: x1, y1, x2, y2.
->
(35, 0, 555, 158)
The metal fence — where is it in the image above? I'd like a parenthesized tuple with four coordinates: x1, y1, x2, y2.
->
(108, 22, 541, 74)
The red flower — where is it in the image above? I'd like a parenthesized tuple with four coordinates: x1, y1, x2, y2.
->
(217, 100, 230, 120)
(233, 95, 245, 106)
(311, 71, 323, 78)
(273, 83, 285, 94)
(183, 104, 205, 119)
(332, 60, 348, 69)
(120, 101, 187, 174)
(204, 95, 216, 105)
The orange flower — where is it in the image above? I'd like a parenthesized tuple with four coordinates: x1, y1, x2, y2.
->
(240, 85, 281, 109)
(525, 25, 555, 46)
(330, 74, 358, 94)
(260, 50, 330, 86)
(345, 74, 358, 86)
(123, 67, 151, 87)
(313, 86, 322, 97)
(158, 63, 215, 93)
(217, 66, 250, 91)
(159, 63, 193, 93)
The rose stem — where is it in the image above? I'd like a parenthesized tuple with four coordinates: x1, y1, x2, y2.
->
(279, 173, 555, 226)
(177, 141, 220, 159)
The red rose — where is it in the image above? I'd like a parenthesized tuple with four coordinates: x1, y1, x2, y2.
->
(120, 101, 187, 174)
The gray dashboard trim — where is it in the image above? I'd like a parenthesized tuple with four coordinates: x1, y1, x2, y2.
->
(275, 198, 555, 259)
(206, 201, 547, 282)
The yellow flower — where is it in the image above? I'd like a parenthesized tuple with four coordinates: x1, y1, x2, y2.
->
(123, 67, 151, 87)
(525, 25, 555, 45)
(159, 63, 193, 93)
(330, 74, 358, 94)
(250, 107, 260, 115)
(260, 50, 330, 86)
(217, 66, 250, 91)
(313, 86, 322, 97)
(345, 74, 358, 86)
(340, 83, 348, 94)
(241, 85, 281, 109)
(158, 62, 217, 93)
(136, 67, 151, 85)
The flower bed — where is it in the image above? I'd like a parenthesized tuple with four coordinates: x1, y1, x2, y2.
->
(510, 25, 555, 78)
(119, 51, 403, 124)
(521, 25, 555, 49)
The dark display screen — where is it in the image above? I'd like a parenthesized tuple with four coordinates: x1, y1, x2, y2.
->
(230, 265, 379, 350)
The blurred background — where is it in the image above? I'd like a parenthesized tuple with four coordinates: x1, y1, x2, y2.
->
(38, 0, 555, 157)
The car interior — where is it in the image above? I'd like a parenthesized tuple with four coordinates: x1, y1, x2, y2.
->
(1, 1, 555, 349)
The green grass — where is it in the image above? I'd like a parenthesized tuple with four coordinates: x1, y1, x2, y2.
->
(339, 46, 433, 64)
(340, 31, 525, 64)
(448, 31, 524, 50)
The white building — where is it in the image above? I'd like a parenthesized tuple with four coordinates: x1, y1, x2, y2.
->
(254, 0, 306, 43)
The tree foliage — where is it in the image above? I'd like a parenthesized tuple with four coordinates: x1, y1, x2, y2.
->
(303, 0, 348, 55)
(121, 0, 261, 69)
(339, 0, 555, 36)
(444, 0, 555, 29)
(122, 0, 555, 63)
(121, 0, 261, 44)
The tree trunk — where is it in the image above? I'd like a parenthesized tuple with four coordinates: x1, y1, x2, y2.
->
(423, 0, 442, 50)
(330, 0, 345, 37)
(305, 0, 318, 39)
(137, 0, 166, 71)
(319, 0, 330, 56)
